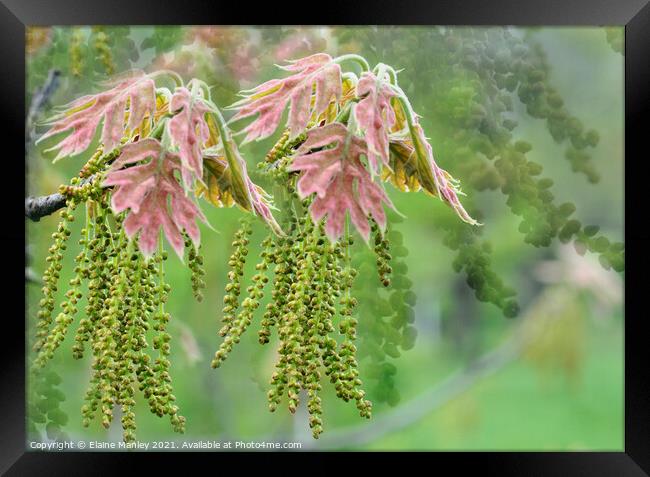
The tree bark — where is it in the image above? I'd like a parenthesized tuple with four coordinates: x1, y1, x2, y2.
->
(25, 192, 67, 222)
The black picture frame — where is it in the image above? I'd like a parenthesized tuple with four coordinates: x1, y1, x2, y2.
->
(3, 0, 648, 474)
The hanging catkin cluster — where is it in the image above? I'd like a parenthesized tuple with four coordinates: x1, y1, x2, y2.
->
(31, 148, 196, 442)
(30, 45, 619, 443)
(212, 203, 374, 438)
(353, 216, 418, 406)
(31, 70, 278, 442)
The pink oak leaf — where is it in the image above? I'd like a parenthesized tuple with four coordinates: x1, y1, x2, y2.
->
(354, 71, 396, 174)
(103, 138, 206, 259)
(39, 71, 155, 161)
(245, 175, 283, 236)
(229, 53, 342, 143)
(408, 122, 479, 225)
(168, 86, 212, 188)
(288, 122, 394, 242)
(224, 139, 284, 235)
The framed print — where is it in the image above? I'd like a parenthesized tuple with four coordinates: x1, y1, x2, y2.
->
(2, 0, 648, 473)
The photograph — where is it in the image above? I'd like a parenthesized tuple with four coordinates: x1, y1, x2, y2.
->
(22, 25, 626, 452)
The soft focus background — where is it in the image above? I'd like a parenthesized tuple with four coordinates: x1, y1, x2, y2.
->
(25, 26, 624, 450)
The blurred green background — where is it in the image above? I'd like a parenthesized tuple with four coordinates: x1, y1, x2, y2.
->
(25, 26, 624, 450)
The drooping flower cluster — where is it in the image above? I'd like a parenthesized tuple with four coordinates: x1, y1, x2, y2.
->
(212, 204, 372, 439)
(34, 54, 478, 441)
(207, 55, 479, 437)
(33, 71, 286, 442)
(32, 172, 186, 442)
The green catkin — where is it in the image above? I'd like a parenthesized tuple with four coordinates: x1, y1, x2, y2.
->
(77, 147, 122, 180)
(74, 201, 111, 359)
(94, 218, 122, 430)
(260, 214, 297, 345)
(133, 258, 157, 411)
(92, 27, 116, 75)
(320, 236, 346, 399)
(303, 224, 329, 437)
(211, 219, 251, 367)
(34, 200, 77, 355)
(72, 207, 94, 359)
(338, 232, 372, 419)
(266, 218, 298, 412)
(69, 28, 84, 77)
(113, 231, 137, 441)
(81, 206, 112, 428)
(213, 192, 372, 437)
(214, 128, 375, 437)
(283, 214, 313, 415)
(372, 222, 392, 287)
(258, 129, 307, 182)
(257, 235, 280, 344)
(230, 234, 274, 345)
(34, 227, 84, 368)
(150, 248, 186, 433)
(264, 129, 291, 164)
(185, 236, 206, 302)
(36, 187, 185, 441)
(119, 246, 142, 441)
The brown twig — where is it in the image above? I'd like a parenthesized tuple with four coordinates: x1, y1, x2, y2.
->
(25, 175, 96, 222)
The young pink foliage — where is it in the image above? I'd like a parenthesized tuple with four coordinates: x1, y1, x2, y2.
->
(354, 71, 396, 174)
(199, 145, 283, 236)
(103, 138, 206, 259)
(410, 122, 479, 225)
(39, 71, 155, 161)
(168, 86, 211, 188)
(246, 174, 283, 236)
(230, 53, 342, 143)
(288, 122, 394, 242)
(226, 140, 284, 235)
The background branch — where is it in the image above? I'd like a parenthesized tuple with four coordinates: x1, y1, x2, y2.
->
(25, 69, 64, 223)
(25, 69, 61, 152)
